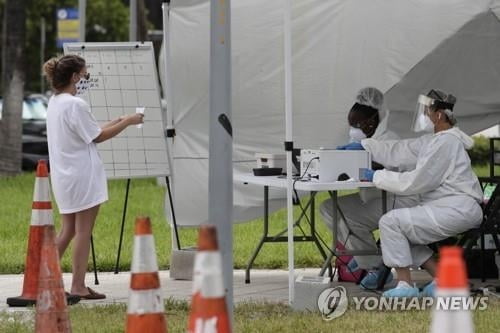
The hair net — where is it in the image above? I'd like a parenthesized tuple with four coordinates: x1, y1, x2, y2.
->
(427, 89, 457, 125)
(355, 87, 384, 110)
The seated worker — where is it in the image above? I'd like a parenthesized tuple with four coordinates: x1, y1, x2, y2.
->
(320, 87, 420, 289)
(359, 89, 483, 297)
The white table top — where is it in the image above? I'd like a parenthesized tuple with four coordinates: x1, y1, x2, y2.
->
(235, 173, 375, 191)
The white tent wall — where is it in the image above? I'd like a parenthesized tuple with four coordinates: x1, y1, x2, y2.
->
(385, 10, 500, 137)
(166, 0, 500, 227)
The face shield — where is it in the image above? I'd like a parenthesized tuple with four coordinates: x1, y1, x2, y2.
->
(412, 94, 434, 132)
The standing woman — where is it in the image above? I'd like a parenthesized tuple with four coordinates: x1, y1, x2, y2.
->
(43, 55, 144, 299)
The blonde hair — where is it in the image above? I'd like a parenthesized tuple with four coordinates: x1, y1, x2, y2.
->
(43, 55, 86, 91)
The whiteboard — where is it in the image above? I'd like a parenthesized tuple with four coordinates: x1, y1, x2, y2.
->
(63, 42, 170, 179)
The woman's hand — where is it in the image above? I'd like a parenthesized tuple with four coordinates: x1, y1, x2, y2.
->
(123, 113, 144, 125)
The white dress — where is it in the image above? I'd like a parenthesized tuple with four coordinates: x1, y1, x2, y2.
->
(46, 93, 108, 214)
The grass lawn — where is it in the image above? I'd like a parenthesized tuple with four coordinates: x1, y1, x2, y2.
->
(0, 173, 336, 274)
(0, 165, 496, 274)
(1, 300, 500, 333)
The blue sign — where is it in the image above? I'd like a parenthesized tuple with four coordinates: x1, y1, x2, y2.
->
(57, 8, 80, 48)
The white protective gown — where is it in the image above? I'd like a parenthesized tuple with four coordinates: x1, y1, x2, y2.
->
(320, 110, 419, 270)
(362, 127, 483, 268)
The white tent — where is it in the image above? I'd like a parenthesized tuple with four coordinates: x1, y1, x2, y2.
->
(164, 0, 500, 227)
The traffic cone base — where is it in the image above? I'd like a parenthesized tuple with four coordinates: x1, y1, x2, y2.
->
(187, 225, 231, 333)
(126, 314, 167, 332)
(190, 293, 230, 318)
(126, 217, 167, 333)
(6, 226, 44, 306)
(7, 160, 53, 307)
(127, 289, 166, 331)
(35, 225, 71, 333)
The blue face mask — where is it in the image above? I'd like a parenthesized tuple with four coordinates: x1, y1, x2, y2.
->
(349, 127, 367, 142)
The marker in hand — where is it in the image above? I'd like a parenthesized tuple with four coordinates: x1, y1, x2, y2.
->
(136, 107, 145, 129)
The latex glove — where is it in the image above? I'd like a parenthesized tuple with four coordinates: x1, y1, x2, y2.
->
(336, 142, 364, 150)
(360, 168, 375, 182)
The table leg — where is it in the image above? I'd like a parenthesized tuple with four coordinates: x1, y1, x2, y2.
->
(245, 186, 269, 284)
(319, 191, 337, 278)
(310, 192, 327, 261)
(331, 191, 338, 280)
(376, 190, 391, 290)
(320, 252, 333, 276)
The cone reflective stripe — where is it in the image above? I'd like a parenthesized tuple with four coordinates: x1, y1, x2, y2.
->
(126, 217, 167, 333)
(31, 209, 54, 226)
(188, 225, 231, 333)
(35, 225, 71, 333)
(7, 160, 55, 307)
(430, 246, 473, 333)
(192, 252, 225, 298)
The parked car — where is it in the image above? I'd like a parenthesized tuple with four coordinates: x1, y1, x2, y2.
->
(0, 94, 49, 170)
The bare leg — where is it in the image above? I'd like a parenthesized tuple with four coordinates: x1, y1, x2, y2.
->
(395, 267, 412, 285)
(421, 257, 437, 278)
(70, 205, 100, 295)
(56, 213, 76, 259)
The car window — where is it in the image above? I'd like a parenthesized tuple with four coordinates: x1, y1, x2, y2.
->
(23, 98, 47, 120)
(0, 97, 47, 120)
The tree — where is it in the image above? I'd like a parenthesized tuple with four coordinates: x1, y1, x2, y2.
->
(2, 0, 154, 95)
(85, 0, 129, 43)
(23, 0, 130, 94)
(0, 0, 28, 175)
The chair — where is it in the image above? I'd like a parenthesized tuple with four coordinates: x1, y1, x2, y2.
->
(457, 178, 500, 281)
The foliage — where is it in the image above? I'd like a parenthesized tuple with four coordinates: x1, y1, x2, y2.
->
(469, 135, 492, 166)
(22, 0, 130, 94)
(85, 0, 130, 43)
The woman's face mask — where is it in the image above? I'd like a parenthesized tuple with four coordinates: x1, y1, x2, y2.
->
(349, 126, 367, 142)
(414, 113, 435, 133)
(412, 95, 436, 133)
(75, 73, 90, 96)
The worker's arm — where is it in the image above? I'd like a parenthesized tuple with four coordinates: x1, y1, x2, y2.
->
(362, 135, 431, 171)
(373, 135, 454, 195)
(94, 113, 144, 143)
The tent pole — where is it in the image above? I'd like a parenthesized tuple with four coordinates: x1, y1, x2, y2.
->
(209, 0, 234, 327)
(162, 1, 179, 251)
(284, 0, 294, 305)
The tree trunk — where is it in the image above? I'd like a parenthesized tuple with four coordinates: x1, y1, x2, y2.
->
(0, 0, 27, 175)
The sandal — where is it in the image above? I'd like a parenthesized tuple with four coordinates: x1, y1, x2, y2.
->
(65, 292, 81, 305)
(78, 287, 106, 300)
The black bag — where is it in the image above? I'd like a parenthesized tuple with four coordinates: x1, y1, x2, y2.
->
(465, 249, 499, 279)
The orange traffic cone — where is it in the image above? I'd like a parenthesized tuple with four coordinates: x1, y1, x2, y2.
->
(34, 225, 71, 332)
(430, 246, 473, 333)
(126, 217, 167, 333)
(187, 225, 231, 333)
(7, 160, 54, 307)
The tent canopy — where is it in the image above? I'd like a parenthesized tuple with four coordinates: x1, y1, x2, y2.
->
(165, 0, 500, 226)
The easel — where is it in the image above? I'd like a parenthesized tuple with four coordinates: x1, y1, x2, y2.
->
(113, 175, 180, 274)
(88, 176, 180, 284)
